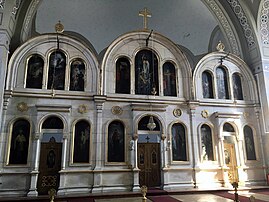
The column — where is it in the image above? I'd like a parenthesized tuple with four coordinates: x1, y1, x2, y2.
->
(161, 133, 170, 190)
(189, 104, 199, 188)
(28, 135, 41, 196)
(132, 133, 140, 191)
(58, 133, 68, 195)
(92, 96, 106, 193)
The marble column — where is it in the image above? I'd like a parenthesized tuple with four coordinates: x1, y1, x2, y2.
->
(189, 104, 199, 188)
(58, 133, 68, 195)
(132, 133, 140, 191)
(92, 96, 106, 193)
(28, 134, 41, 196)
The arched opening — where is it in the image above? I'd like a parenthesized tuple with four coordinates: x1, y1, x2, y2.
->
(107, 121, 125, 163)
(243, 125, 256, 160)
(222, 122, 238, 183)
(73, 120, 90, 163)
(137, 115, 161, 187)
(37, 116, 63, 195)
(116, 57, 130, 94)
(201, 124, 214, 161)
(216, 66, 229, 99)
(202, 71, 213, 98)
(8, 119, 30, 165)
(26, 54, 44, 89)
(232, 73, 243, 100)
(163, 62, 177, 96)
(135, 50, 159, 95)
(171, 122, 187, 161)
(47, 50, 66, 90)
(69, 58, 85, 91)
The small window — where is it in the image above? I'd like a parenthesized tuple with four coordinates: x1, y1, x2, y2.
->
(42, 116, 63, 129)
(223, 123, 235, 132)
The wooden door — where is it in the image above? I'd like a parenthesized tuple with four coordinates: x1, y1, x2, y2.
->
(224, 143, 238, 182)
(138, 143, 161, 187)
(37, 139, 62, 195)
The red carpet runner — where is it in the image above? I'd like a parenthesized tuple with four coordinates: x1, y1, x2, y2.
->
(148, 195, 182, 202)
(213, 191, 266, 202)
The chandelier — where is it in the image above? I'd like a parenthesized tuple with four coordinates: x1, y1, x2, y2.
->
(147, 115, 156, 131)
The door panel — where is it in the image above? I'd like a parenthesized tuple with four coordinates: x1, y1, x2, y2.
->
(138, 143, 161, 187)
(224, 143, 238, 182)
(37, 140, 62, 195)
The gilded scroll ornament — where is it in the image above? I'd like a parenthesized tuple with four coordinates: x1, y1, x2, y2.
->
(201, 110, 209, 118)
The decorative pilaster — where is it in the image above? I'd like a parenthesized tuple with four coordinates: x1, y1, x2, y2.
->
(132, 133, 140, 191)
(28, 134, 41, 196)
(92, 95, 106, 193)
(188, 102, 199, 188)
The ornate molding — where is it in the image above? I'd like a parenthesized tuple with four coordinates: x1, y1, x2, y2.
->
(78, 104, 88, 114)
(0, 0, 5, 9)
(227, 0, 255, 47)
(203, 0, 241, 55)
(22, 0, 41, 42)
(173, 108, 182, 118)
(17, 102, 28, 112)
(261, 0, 269, 44)
(201, 110, 209, 118)
(12, 0, 21, 16)
(111, 106, 123, 115)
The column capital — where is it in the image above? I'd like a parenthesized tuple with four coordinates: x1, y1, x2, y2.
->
(94, 95, 107, 111)
(0, 30, 11, 50)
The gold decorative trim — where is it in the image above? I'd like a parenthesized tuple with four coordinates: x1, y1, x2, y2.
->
(55, 20, 64, 33)
(111, 106, 123, 115)
(243, 112, 249, 118)
(17, 102, 28, 112)
(78, 104, 88, 114)
(216, 41, 225, 52)
(201, 110, 209, 118)
(173, 108, 182, 117)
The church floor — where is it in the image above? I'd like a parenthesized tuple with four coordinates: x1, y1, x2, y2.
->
(1, 187, 269, 202)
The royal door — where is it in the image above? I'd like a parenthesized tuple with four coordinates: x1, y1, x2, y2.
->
(224, 143, 238, 183)
(138, 143, 161, 187)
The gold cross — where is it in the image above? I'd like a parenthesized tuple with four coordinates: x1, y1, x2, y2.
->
(139, 7, 151, 30)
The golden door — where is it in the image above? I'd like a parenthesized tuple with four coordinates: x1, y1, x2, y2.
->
(37, 140, 62, 195)
(224, 143, 238, 183)
(138, 143, 161, 187)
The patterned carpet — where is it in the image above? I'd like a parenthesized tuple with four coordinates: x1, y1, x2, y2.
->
(213, 191, 266, 202)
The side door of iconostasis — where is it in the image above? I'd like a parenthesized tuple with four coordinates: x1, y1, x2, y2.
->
(37, 134, 62, 195)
